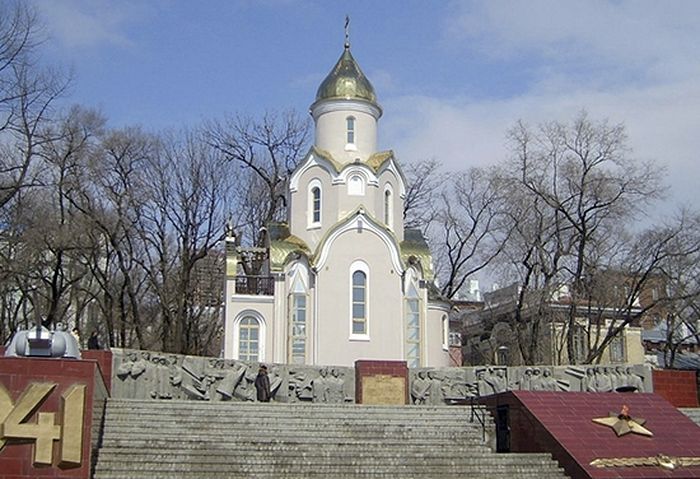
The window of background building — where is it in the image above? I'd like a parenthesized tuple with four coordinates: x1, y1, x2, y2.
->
(572, 325, 588, 363)
(609, 334, 626, 363)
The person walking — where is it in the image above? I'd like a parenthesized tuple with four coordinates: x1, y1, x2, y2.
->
(87, 331, 101, 350)
(255, 364, 271, 402)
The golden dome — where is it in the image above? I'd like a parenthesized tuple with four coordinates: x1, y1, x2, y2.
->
(315, 45, 378, 105)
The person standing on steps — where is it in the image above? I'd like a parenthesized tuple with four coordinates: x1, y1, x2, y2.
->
(87, 331, 100, 350)
(255, 364, 271, 402)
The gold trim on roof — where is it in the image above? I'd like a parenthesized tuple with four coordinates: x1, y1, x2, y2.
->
(312, 146, 395, 174)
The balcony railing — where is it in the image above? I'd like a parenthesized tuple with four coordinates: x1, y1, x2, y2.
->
(234, 275, 274, 296)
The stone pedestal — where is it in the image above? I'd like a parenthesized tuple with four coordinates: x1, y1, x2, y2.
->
(479, 391, 700, 478)
(355, 360, 408, 405)
(0, 354, 110, 479)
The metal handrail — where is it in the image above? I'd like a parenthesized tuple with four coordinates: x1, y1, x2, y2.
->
(233, 275, 274, 296)
(468, 395, 487, 443)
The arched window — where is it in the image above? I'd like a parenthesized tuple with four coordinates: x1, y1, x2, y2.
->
(346, 116, 355, 144)
(405, 282, 421, 368)
(350, 261, 369, 338)
(441, 314, 449, 350)
(348, 175, 365, 196)
(308, 179, 322, 228)
(312, 187, 321, 223)
(238, 316, 260, 361)
(289, 276, 307, 364)
(384, 186, 393, 228)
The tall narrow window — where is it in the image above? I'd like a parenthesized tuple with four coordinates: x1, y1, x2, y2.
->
(308, 180, 322, 228)
(238, 316, 260, 361)
(352, 271, 367, 335)
(384, 187, 392, 228)
(609, 334, 625, 363)
(572, 325, 588, 364)
(405, 283, 421, 368)
(290, 293, 307, 364)
(312, 187, 321, 223)
(441, 314, 449, 350)
(289, 275, 308, 364)
(346, 116, 355, 144)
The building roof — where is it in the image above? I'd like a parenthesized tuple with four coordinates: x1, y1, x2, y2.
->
(642, 320, 698, 345)
(311, 146, 396, 175)
(400, 228, 435, 282)
(268, 223, 311, 271)
(656, 351, 700, 370)
(314, 45, 378, 107)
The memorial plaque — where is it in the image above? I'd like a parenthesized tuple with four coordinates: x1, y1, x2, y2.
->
(361, 374, 406, 405)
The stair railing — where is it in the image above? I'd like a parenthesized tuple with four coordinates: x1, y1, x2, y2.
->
(468, 395, 487, 443)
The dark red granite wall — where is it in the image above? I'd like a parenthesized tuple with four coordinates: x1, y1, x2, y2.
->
(80, 350, 113, 393)
(355, 360, 408, 404)
(652, 369, 698, 407)
(480, 391, 700, 479)
(0, 358, 105, 479)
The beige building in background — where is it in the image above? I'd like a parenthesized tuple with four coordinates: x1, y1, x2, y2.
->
(223, 40, 451, 367)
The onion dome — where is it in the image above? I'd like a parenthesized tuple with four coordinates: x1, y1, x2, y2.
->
(314, 45, 378, 106)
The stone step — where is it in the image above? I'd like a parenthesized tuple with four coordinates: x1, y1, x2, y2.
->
(104, 398, 480, 415)
(94, 472, 568, 479)
(104, 401, 481, 418)
(94, 460, 564, 473)
(103, 414, 479, 427)
(95, 449, 558, 464)
(101, 436, 486, 449)
(94, 399, 567, 478)
(102, 420, 479, 433)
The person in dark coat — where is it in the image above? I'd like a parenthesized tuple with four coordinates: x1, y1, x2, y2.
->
(255, 364, 271, 402)
(87, 331, 100, 350)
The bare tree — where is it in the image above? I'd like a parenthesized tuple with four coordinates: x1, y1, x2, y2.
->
(507, 111, 665, 363)
(205, 111, 310, 247)
(433, 167, 511, 299)
(0, 1, 68, 209)
(137, 129, 234, 354)
(66, 125, 154, 347)
(403, 158, 445, 231)
(651, 212, 700, 367)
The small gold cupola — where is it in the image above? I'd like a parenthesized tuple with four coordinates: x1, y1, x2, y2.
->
(313, 45, 378, 107)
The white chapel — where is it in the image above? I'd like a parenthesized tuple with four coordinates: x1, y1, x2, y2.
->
(223, 36, 451, 368)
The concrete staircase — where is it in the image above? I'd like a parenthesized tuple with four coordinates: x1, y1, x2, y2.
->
(93, 399, 569, 478)
(681, 408, 700, 426)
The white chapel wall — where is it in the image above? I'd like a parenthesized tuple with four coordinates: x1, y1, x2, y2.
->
(315, 227, 404, 366)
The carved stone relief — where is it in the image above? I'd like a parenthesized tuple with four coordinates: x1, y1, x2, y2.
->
(112, 349, 652, 406)
(111, 349, 355, 403)
(409, 364, 652, 405)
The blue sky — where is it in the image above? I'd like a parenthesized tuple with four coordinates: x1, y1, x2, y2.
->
(32, 0, 700, 211)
